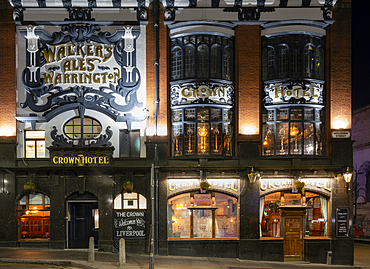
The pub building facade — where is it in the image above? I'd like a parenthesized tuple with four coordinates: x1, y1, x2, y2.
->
(0, 0, 353, 265)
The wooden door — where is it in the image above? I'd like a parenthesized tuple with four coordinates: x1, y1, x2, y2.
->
(68, 202, 98, 248)
(284, 216, 304, 260)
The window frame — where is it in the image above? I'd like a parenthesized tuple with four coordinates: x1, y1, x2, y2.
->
(171, 106, 233, 157)
(168, 191, 239, 240)
(262, 105, 324, 156)
(24, 130, 46, 158)
(63, 116, 102, 142)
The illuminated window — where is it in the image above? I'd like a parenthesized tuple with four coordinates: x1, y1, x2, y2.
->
(114, 192, 147, 210)
(64, 116, 102, 144)
(25, 130, 45, 158)
(171, 107, 233, 157)
(170, 33, 234, 82)
(260, 191, 328, 238)
(18, 193, 50, 240)
(168, 192, 238, 239)
(262, 107, 324, 156)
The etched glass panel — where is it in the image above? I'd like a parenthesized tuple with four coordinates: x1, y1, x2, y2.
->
(211, 123, 222, 155)
(290, 122, 302, 155)
(276, 123, 288, 155)
(168, 193, 191, 238)
(215, 193, 237, 238)
(304, 123, 314, 155)
(193, 210, 212, 238)
(184, 123, 195, 155)
(262, 124, 274, 156)
(172, 124, 183, 157)
(197, 123, 209, 155)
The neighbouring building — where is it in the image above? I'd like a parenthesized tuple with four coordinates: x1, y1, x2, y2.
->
(352, 105, 370, 238)
(0, 0, 353, 265)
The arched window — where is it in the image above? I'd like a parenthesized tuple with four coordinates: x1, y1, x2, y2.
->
(197, 44, 209, 78)
(184, 45, 195, 78)
(291, 42, 302, 78)
(168, 192, 238, 239)
(260, 191, 328, 238)
(172, 47, 182, 80)
(114, 192, 147, 210)
(170, 34, 233, 82)
(18, 193, 50, 239)
(211, 44, 222, 78)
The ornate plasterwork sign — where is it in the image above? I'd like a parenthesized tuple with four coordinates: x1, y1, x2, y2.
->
(20, 25, 143, 122)
(260, 177, 331, 197)
(170, 82, 234, 106)
(263, 82, 324, 105)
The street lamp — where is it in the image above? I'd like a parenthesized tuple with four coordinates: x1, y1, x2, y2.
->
(343, 167, 352, 190)
(248, 167, 259, 183)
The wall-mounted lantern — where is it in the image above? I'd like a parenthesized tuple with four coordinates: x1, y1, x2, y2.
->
(248, 167, 259, 183)
(343, 167, 353, 190)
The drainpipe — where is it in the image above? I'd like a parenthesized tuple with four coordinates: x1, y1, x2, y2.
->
(154, 0, 159, 135)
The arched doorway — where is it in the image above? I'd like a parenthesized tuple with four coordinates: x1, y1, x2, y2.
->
(67, 192, 98, 248)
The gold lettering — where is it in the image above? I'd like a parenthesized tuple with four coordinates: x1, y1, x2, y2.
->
(53, 156, 58, 164)
(88, 157, 93, 164)
(76, 44, 86, 58)
(99, 157, 103, 164)
(55, 73, 62, 86)
(72, 59, 79, 71)
(101, 73, 108, 83)
(193, 88, 199, 98)
(218, 88, 225, 97)
(63, 157, 68, 164)
(42, 47, 56, 64)
(93, 73, 100, 83)
(68, 157, 74, 164)
(71, 74, 78, 84)
(95, 45, 103, 58)
(104, 46, 113, 62)
(86, 58, 96, 72)
(303, 89, 311, 97)
(84, 73, 92, 84)
(67, 44, 75, 56)
(86, 45, 94, 57)
(311, 88, 319, 98)
(286, 89, 293, 97)
(79, 59, 86, 71)
(113, 68, 120, 83)
(93, 157, 98, 164)
(57, 46, 66, 62)
(275, 87, 284, 99)
(64, 74, 70, 83)
(104, 157, 109, 164)
(209, 88, 217, 96)
(58, 157, 63, 164)
(62, 60, 71, 72)
(43, 72, 54, 84)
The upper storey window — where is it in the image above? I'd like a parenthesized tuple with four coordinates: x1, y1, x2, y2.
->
(171, 34, 234, 82)
(262, 34, 325, 82)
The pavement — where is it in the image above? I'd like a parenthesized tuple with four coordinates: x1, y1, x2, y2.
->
(0, 243, 369, 269)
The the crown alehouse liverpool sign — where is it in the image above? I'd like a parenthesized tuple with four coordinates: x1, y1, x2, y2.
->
(19, 25, 145, 146)
(263, 82, 324, 105)
(170, 83, 234, 106)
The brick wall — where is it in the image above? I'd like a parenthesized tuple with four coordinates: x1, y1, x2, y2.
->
(0, 8, 16, 141)
(328, 0, 352, 131)
(146, 6, 168, 137)
(236, 25, 261, 138)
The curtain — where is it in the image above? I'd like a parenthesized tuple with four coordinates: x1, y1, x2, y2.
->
(260, 197, 265, 237)
(320, 196, 328, 237)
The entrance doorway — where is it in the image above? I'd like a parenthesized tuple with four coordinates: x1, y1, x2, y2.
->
(67, 192, 98, 248)
(281, 208, 306, 261)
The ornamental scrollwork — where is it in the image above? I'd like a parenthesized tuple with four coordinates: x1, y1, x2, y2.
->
(223, 7, 275, 21)
(20, 25, 143, 123)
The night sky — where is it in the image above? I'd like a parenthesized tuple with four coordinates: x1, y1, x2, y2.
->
(352, 1, 370, 111)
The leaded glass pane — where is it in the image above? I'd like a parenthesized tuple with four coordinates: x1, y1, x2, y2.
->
(224, 124, 232, 156)
(316, 47, 324, 80)
(277, 45, 288, 78)
(211, 123, 222, 155)
(291, 42, 302, 78)
(184, 45, 195, 78)
(197, 123, 209, 154)
(290, 122, 302, 155)
(305, 44, 314, 78)
(197, 108, 209, 121)
(185, 109, 196, 121)
(267, 47, 275, 79)
(304, 108, 314, 120)
(211, 45, 222, 78)
(184, 123, 195, 155)
(172, 110, 182, 122)
(276, 123, 288, 155)
(290, 108, 302, 120)
(223, 48, 233, 81)
(211, 108, 221, 121)
(172, 47, 182, 80)
(277, 108, 288, 120)
(262, 124, 274, 156)
(197, 44, 209, 78)
(316, 123, 323, 155)
(172, 124, 182, 157)
(304, 123, 314, 155)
